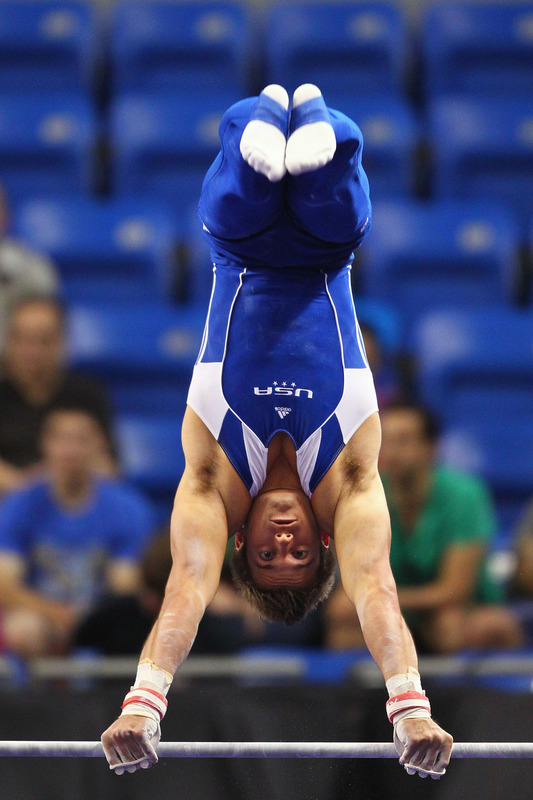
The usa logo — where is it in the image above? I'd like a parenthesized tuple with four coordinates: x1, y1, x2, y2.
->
(275, 407, 292, 419)
(254, 381, 313, 398)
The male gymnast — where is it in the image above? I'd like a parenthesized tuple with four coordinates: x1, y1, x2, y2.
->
(101, 84, 453, 778)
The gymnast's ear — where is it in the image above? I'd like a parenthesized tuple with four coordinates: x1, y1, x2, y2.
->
(235, 530, 244, 550)
(321, 532, 330, 548)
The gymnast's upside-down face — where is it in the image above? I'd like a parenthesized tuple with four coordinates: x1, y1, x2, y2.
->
(235, 489, 325, 589)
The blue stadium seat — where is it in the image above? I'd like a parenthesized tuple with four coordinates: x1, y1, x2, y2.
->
(429, 96, 533, 238)
(0, 94, 96, 203)
(440, 422, 533, 546)
(68, 303, 205, 414)
(360, 200, 519, 346)
(13, 197, 181, 304)
(110, 90, 235, 215)
(325, 92, 419, 199)
(116, 414, 185, 522)
(422, 2, 533, 100)
(0, 0, 96, 94)
(265, 1, 408, 96)
(110, 1, 251, 95)
(414, 308, 533, 428)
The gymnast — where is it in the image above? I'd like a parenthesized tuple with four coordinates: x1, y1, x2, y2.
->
(101, 84, 453, 779)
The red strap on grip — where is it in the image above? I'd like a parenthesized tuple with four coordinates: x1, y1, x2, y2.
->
(121, 687, 168, 721)
(386, 690, 431, 724)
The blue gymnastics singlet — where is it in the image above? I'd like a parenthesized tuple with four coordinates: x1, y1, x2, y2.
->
(187, 262, 378, 497)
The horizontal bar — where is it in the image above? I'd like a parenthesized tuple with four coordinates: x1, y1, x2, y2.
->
(0, 741, 532, 758)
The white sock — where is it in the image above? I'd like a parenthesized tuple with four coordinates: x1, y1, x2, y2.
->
(285, 84, 336, 176)
(240, 84, 289, 182)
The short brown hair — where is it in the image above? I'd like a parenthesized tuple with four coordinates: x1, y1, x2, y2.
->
(230, 540, 336, 625)
(383, 400, 441, 443)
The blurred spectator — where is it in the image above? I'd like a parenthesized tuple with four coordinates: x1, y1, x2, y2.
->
(0, 295, 115, 495)
(74, 528, 174, 656)
(324, 401, 523, 653)
(75, 529, 267, 656)
(0, 183, 60, 352)
(75, 531, 323, 656)
(512, 499, 533, 597)
(0, 404, 154, 658)
(359, 320, 403, 409)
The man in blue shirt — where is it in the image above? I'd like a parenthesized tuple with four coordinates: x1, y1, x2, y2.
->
(0, 403, 154, 657)
(102, 84, 453, 779)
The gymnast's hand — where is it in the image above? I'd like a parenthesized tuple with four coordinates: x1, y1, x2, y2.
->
(101, 714, 161, 775)
(393, 717, 453, 779)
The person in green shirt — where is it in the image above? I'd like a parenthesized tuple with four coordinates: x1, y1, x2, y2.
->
(324, 401, 523, 653)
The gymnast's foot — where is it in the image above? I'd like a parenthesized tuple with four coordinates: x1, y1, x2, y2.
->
(285, 84, 336, 176)
(240, 84, 289, 182)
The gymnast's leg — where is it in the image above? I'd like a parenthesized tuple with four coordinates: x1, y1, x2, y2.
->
(198, 86, 288, 241)
(286, 86, 371, 246)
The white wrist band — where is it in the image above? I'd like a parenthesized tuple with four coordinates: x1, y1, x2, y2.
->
(134, 658, 172, 696)
(385, 668, 431, 725)
(386, 667, 423, 697)
(119, 659, 173, 722)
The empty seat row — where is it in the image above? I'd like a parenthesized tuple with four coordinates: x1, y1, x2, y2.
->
(360, 199, 524, 346)
(264, 2, 408, 97)
(3, 89, 533, 236)
(11, 195, 533, 317)
(0, 0, 251, 97)
(429, 96, 533, 236)
(416, 308, 533, 429)
(0, 93, 95, 203)
(109, 89, 238, 212)
(13, 196, 186, 304)
(68, 303, 205, 414)
(0, 1, 405, 99)
(0, 0, 97, 93)
(422, 2, 533, 101)
(110, 1, 251, 95)
(0, 89, 419, 207)
(2, 1, 532, 101)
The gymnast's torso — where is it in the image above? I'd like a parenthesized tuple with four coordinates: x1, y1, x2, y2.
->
(187, 260, 378, 497)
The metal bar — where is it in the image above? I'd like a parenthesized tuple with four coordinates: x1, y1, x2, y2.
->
(0, 741, 532, 758)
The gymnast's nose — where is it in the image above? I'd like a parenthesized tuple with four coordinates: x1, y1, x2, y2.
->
(275, 532, 293, 549)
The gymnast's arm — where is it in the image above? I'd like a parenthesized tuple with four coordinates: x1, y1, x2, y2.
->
(313, 413, 453, 777)
(101, 408, 251, 773)
(316, 414, 417, 677)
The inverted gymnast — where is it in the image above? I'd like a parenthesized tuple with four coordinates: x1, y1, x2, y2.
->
(101, 84, 453, 779)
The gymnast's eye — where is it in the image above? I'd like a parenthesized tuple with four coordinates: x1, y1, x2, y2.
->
(260, 551, 274, 560)
(293, 550, 309, 560)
